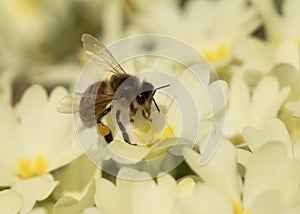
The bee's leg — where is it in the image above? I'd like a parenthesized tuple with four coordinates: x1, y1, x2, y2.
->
(129, 103, 137, 123)
(116, 109, 137, 146)
(97, 122, 113, 143)
(96, 105, 113, 143)
(97, 105, 112, 124)
(142, 108, 151, 121)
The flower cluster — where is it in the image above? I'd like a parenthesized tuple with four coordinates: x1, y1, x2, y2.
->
(1, 0, 300, 213)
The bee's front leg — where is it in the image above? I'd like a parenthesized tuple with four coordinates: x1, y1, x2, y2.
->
(129, 103, 137, 122)
(116, 109, 137, 146)
(142, 107, 152, 122)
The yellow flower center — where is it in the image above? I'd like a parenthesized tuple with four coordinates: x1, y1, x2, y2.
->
(233, 202, 251, 214)
(144, 125, 175, 159)
(17, 154, 48, 179)
(294, 39, 300, 47)
(203, 44, 230, 63)
(158, 125, 175, 141)
(229, 133, 245, 146)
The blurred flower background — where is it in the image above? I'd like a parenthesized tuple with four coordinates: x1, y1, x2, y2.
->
(1, 0, 300, 213)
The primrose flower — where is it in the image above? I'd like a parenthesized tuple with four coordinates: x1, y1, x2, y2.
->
(126, 0, 261, 68)
(185, 136, 300, 214)
(243, 118, 300, 161)
(53, 169, 182, 214)
(0, 85, 82, 213)
(185, 140, 243, 213)
(225, 73, 290, 145)
(52, 154, 98, 201)
(53, 180, 95, 214)
(234, 0, 300, 71)
(243, 141, 300, 213)
(267, 64, 300, 143)
(90, 168, 199, 214)
(29, 155, 98, 213)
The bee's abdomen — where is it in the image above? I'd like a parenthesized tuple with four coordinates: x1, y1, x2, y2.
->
(79, 81, 106, 127)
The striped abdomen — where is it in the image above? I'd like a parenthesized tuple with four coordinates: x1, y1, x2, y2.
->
(79, 81, 110, 127)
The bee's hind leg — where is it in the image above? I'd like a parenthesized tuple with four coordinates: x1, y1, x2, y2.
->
(96, 105, 113, 143)
(97, 122, 113, 143)
(97, 105, 112, 124)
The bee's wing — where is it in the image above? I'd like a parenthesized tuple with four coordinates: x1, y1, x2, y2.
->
(57, 92, 113, 114)
(81, 34, 127, 75)
(56, 93, 92, 114)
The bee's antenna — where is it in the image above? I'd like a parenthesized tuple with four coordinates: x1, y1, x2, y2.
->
(151, 84, 170, 112)
(153, 84, 170, 96)
(155, 84, 170, 91)
(152, 98, 160, 112)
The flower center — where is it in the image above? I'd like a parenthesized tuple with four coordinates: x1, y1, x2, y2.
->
(144, 124, 175, 159)
(202, 44, 230, 63)
(131, 111, 174, 146)
(232, 202, 251, 214)
(17, 154, 48, 179)
(159, 125, 175, 141)
(294, 38, 300, 47)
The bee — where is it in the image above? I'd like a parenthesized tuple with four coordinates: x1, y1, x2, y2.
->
(57, 34, 169, 145)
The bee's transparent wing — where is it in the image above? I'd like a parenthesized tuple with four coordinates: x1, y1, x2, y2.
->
(57, 92, 114, 114)
(81, 34, 127, 75)
(56, 93, 94, 114)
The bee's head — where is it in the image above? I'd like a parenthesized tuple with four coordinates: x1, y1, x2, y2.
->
(132, 82, 170, 120)
(136, 81, 154, 107)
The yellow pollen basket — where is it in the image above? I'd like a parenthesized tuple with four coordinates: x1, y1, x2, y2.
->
(17, 154, 48, 179)
(232, 202, 251, 214)
(203, 44, 230, 63)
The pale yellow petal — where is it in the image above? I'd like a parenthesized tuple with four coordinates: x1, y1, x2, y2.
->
(0, 169, 20, 186)
(226, 74, 250, 137)
(249, 76, 290, 129)
(285, 99, 300, 117)
(178, 184, 232, 214)
(83, 207, 105, 214)
(243, 142, 300, 208)
(52, 154, 97, 200)
(232, 37, 274, 72)
(0, 97, 24, 175)
(130, 178, 158, 214)
(106, 140, 149, 164)
(53, 181, 95, 214)
(243, 118, 292, 154)
(248, 191, 284, 214)
(186, 139, 241, 203)
(11, 174, 58, 214)
(0, 190, 23, 214)
(94, 178, 120, 214)
(271, 63, 300, 99)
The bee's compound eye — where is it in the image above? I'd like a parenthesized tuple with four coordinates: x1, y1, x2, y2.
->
(136, 94, 145, 105)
